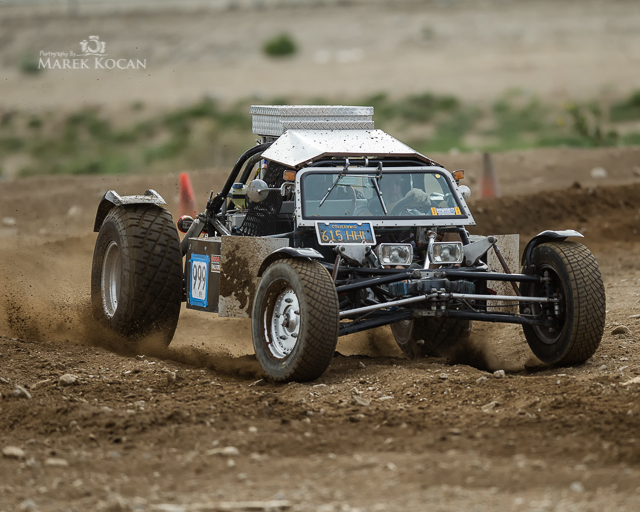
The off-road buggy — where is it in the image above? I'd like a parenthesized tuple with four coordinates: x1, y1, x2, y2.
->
(91, 106, 606, 382)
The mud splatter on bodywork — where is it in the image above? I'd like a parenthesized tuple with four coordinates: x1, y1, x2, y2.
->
(218, 236, 288, 318)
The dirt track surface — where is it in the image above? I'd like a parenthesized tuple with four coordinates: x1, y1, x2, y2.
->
(1, 146, 640, 511)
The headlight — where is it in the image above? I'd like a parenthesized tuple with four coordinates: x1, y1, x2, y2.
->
(428, 242, 463, 264)
(376, 244, 413, 267)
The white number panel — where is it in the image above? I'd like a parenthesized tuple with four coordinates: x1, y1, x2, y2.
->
(189, 254, 209, 307)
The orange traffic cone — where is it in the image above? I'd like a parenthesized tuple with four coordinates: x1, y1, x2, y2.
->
(178, 172, 197, 218)
(480, 152, 500, 199)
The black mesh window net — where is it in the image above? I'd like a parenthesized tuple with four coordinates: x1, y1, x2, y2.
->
(237, 162, 287, 237)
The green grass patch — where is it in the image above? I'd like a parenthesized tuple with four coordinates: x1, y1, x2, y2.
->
(363, 92, 459, 124)
(19, 55, 43, 75)
(263, 33, 297, 58)
(423, 108, 479, 153)
(490, 91, 546, 143)
(3, 90, 640, 178)
(0, 136, 25, 152)
(610, 90, 640, 122)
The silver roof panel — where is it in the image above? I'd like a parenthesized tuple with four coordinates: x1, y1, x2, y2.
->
(261, 129, 432, 168)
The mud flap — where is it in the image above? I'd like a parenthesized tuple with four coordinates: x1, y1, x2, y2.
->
(185, 236, 289, 317)
(468, 234, 519, 312)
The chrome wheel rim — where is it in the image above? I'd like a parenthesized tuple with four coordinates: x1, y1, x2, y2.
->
(101, 241, 122, 318)
(266, 287, 300, 359)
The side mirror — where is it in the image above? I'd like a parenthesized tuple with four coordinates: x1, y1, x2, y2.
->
(247, 179, 293, 203)
(177, 215, 194, 233)
(247, 179, 270, 202)
(458, 185, 471, 201)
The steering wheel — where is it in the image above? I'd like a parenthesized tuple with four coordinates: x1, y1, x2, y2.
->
(330, 185, 358, 216)
(344, 185, 359, 216)
(391, 200, 429, 216)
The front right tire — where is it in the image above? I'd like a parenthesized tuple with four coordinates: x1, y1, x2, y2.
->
(521, 241, 605, 365)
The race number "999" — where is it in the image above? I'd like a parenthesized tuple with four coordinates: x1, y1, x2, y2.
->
(189, 254, 209, 308)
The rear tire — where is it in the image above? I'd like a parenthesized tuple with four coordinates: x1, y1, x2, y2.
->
(252, 259, 339, 382)
(391, 317, 472, 359)
(521, 241, 605, 365)
(91, 205, 183, 348)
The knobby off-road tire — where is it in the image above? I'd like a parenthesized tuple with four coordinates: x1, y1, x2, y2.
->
(252, 259, 339, 382)
(91, 204, 183, 348)
(521, 241, 605, 365)
(391, 317, 472, 359)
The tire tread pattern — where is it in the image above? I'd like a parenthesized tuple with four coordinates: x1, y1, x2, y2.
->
(289, 259, 340, 381)
(92, 204, 182, 345)
(525, 241, 605, 365)
(254, 259, 339, 382)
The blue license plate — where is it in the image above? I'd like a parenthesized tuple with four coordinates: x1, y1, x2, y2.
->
(315, 222, 376, 246)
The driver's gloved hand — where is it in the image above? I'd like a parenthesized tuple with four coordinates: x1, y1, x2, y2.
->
(403, 188, 429, 203)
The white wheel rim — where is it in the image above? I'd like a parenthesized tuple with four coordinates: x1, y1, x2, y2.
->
(266, 287, 300, 359)
(102, 241, 122, 318)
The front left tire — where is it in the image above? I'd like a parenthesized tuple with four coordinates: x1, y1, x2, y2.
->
(252, 259, 339, 382)
(91, 204, 183, 348)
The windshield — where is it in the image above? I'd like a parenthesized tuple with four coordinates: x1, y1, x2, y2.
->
(300, 170, 466, 220)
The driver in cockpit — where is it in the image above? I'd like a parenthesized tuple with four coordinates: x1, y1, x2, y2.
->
(381, 176, 430, 213)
